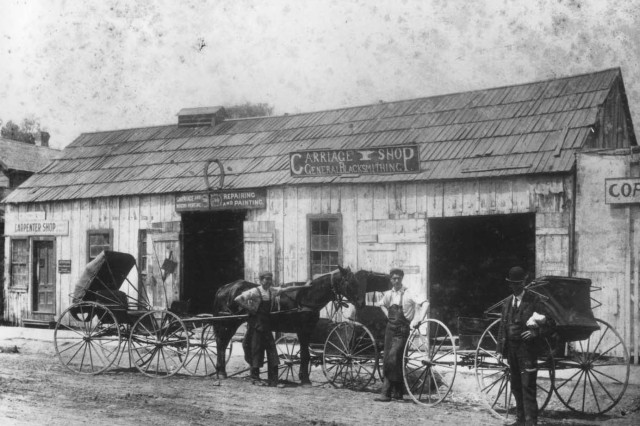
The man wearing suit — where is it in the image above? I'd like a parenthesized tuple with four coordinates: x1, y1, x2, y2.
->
(496, 266, 552, 426)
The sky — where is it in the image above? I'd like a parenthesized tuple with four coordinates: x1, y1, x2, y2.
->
(1, 0, 640, 149)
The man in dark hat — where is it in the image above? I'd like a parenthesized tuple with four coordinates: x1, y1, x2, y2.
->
(235, 271, 310, 387)
(496, 266, 552, 426)
(374, 267, 429, 402)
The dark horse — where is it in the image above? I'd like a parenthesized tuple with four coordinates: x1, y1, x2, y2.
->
(212, 266, 359, 385)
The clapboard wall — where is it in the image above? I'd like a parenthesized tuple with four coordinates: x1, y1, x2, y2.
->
(575, 151, 640, 362)
(4, 174, 572, 325)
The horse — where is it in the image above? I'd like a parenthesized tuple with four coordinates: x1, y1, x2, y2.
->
(211, 266, 359, 385)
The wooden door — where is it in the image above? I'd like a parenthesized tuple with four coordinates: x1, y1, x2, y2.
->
(243, 221, 275, 283)
(145, 226, 181, 310)
(33, 240, 55, 313)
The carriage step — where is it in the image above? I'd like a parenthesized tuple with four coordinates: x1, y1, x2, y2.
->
(22, 318, 56, 329)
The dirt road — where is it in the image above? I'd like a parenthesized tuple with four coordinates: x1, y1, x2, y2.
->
(0, 331, 639, 426)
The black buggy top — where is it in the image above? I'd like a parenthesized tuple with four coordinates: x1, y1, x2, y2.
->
(71, 250, 138, 306)
(528, 275, 600, 341)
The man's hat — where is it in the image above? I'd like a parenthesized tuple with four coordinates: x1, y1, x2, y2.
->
(259, 271, 273, 279)
(506, 266, 526, 283)
(389, 268, 404, 277)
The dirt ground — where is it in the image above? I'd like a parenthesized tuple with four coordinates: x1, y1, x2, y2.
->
(1, 332, 640, 426)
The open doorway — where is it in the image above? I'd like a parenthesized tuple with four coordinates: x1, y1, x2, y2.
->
(181, 210, 246, 314)
(428, 213, 535, 331)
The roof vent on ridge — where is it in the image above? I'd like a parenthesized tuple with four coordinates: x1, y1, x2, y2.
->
(177, 106, 227, 127)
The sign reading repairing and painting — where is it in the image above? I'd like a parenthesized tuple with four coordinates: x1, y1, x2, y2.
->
(175, 188, 267, 212)
(289, 144, 420, 177)
(7, 220, 69, 236)
(605, 178, 640, 204)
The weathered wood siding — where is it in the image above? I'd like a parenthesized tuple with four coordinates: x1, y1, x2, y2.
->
(248, 175, 573, 301)
(4, 174, 574, 326)
(575, 151, 638, 360)
(3, 195, 180, 324)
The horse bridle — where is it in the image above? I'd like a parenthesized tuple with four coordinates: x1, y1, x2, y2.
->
(330, 269, 350, 310)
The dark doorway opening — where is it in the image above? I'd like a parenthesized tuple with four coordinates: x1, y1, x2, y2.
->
(182, 210, 246, 314)
(429, 213, 535, 331)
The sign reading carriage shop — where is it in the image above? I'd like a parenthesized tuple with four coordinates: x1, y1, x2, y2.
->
(176, 188, 267, 212)
(290, 144, 420, 177)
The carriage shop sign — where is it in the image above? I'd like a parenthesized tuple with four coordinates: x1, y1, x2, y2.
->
(290, 144, 420, 177)
(605, 178, 640, 204)
(7, 220, 69, 236)
(176, 189, 267, 212)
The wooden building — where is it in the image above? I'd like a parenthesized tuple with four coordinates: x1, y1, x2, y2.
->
(0, 134, 61, 322)
(2, 68, 639, 361)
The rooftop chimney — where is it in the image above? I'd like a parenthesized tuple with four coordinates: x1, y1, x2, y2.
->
(177, 106, 227, 127)
(35, 131, 50, 147)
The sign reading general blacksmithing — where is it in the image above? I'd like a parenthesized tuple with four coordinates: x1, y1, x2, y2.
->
(605, 178, 640, 204)
(290, 144, 420, 177)
(210, 188, 267, 210)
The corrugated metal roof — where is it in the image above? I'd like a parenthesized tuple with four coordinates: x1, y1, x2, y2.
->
(5, 68, 631, 204)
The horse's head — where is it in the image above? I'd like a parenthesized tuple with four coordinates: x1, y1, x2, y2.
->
(332, 266, 361, 307)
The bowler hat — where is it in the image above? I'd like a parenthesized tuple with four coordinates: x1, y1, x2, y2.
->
(259, 271, 273, 279)
(506, 266, 526, 283)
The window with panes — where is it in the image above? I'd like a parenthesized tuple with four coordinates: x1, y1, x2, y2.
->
(10, 239, 29, 288)
(308, 215, 342, 277)
(87, 230, 112, 262)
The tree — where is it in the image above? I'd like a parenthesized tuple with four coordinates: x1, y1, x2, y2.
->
(0, 117, 44, 144)
(225, 103, 274, 119)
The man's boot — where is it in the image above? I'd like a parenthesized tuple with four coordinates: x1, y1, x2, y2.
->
(267, 364, 279, 387)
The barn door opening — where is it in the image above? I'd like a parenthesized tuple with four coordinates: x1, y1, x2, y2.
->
(428, 213, 535, 331)
(182, 210, 246, 314)
(32, 240, 55, 313)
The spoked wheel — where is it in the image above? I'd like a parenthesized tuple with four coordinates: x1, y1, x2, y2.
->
(54, 301, 122, 374)
(554, 318, 630, 414)
(182, 324, 231, 377)
(403, 318, 457, 406)
(129, 310, 189, 378)
(474, 318, 555, 421)
(276, 335, 310, 383)
(322, 321, 379, 390)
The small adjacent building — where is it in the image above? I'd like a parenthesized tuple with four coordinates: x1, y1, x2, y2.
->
(2, 68, 639, 362)
(0, 134, 61, 323)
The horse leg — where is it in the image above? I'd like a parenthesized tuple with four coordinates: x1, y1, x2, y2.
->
(214, 323, 235, 379)
(298, 332, 312, 386)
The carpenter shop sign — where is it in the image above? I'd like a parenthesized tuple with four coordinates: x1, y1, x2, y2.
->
(605, 178, 640, 204)
(290, 144, 420, 177)
(7, 220, 69, 236)
(176, 189, 267, 212)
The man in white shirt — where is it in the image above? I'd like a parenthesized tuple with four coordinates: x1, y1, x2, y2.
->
(374, 268, 429, 402)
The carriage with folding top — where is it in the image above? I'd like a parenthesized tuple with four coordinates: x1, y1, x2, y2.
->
(53, 250, 362, 380)
(53, 250, 239, 377)
(401, 274, 630, 420)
